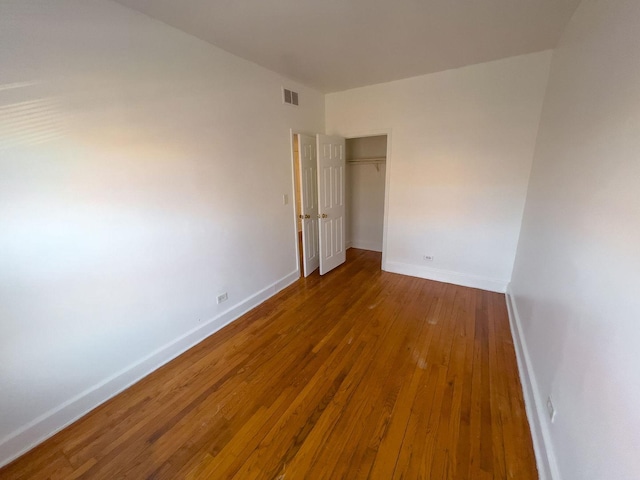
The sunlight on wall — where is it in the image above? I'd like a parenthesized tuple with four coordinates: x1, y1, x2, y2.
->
(0, 1, 325, 466)
(0, 83, 68, 150)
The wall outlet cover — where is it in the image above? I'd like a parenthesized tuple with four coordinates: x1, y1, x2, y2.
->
(217, 292, 228, 304)
(546, 396, 556, 422)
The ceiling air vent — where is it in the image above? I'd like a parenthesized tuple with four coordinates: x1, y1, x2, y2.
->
(283, 87, 299, 106)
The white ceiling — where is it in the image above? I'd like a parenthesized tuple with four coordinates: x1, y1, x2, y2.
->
(113, 0, 581, 93)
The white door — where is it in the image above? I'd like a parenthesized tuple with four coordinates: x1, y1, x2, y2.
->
(317, 134, 346, 275)
(297, 134, 319, 277)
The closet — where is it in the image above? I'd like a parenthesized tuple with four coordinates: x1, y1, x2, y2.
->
(292, 133, 387, 277)
(345, 135, 387, 252)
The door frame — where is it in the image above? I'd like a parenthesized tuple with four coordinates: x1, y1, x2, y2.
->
(341, 128, 392, 270)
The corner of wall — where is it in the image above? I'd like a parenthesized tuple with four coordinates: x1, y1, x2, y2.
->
(505, 283, 561, 480)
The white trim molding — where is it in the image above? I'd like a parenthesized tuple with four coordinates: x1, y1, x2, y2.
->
(384, 261, 508, 293)
(350, 240, 382, 253)
(0, 269, 300, 468)
(505, 284, 561, 480)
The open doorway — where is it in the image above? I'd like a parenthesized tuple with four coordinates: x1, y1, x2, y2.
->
(345, 135, 387, 255)
(292, 134, 303, 271)
(292, 131, 389, 276)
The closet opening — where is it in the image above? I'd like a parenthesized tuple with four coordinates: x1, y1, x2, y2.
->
(345, 135, 388, 264)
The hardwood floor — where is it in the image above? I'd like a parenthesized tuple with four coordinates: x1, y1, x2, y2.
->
(0, 249, 537, 479)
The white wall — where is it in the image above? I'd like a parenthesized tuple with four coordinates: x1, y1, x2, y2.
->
(509, 0, 640, 478)
(346, 136, 386, 252)
(0, 0, 324, 465)
(326, 52, 552, 292)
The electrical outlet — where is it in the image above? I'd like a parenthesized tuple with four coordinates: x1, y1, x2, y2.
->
(423, 255, 434, 261)
(283, 194, 289, 205)
(546, 396, 556, 422)
(217, 292, 228, 304)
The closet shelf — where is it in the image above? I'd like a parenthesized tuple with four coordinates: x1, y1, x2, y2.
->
(347, 157, 386, 164)
(347, 157, 386, 171)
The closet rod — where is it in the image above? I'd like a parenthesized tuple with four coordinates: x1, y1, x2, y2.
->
(347, 157, 386, 171)
(347, 157, 387, 163)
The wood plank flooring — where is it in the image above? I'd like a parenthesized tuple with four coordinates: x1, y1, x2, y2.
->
(0, 249, 537, 479)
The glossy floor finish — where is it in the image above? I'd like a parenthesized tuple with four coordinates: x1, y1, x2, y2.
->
(0, 249, 537, 479)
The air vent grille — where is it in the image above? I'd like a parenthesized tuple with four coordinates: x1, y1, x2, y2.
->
(283, 88, 299, 106)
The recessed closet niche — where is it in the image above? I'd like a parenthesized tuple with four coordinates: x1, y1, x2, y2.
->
(346, 135, 387, 252)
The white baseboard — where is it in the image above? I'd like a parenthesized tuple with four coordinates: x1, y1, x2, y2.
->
(350, 240, 382, 252)
(0, 269, 300, 468)
(384, 261, 508, 293)
(505, 284, 560, 480)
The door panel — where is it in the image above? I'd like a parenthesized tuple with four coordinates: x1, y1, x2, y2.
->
(297, 134, 319, 277)
(317, 134, 346, 275)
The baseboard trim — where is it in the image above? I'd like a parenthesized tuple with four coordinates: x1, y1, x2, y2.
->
(350, 240, 382, 252)
(384, 261, 507, 293)
(505, 285, 560, 480)
(0, 269, 300, 468)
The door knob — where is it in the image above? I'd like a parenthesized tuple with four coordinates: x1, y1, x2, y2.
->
(305, 214, 311, 219)
(319, 213, 328, 218)
(298, 214, 304, 219)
